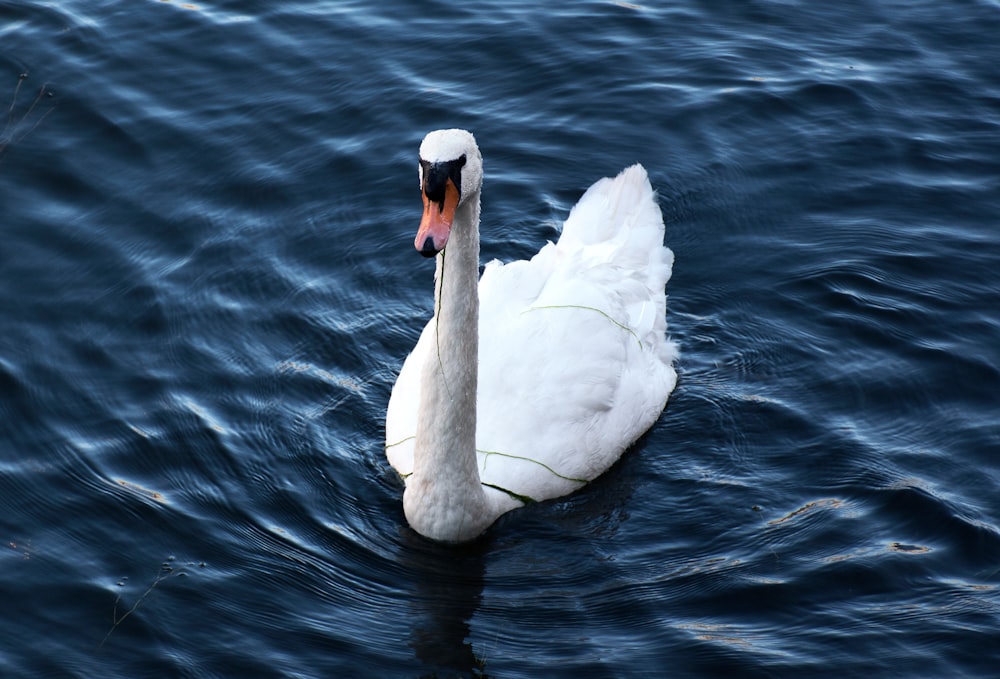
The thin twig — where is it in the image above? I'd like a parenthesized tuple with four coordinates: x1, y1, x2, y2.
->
(2, 72, 26, 140)
(98, 562, 175, 649)
(12, 82, 52, 144)
(0, 73, 55, 163)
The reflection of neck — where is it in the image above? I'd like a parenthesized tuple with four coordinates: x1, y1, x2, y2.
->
(405, 192, 492, 542)
(408, 537, 489, 672)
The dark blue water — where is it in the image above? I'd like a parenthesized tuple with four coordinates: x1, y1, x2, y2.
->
(2, 1, 999, 676)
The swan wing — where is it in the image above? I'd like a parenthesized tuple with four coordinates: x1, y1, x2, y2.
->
(474, 165, 676, 502)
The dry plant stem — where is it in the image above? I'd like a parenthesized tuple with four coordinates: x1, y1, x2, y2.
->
(0, 73, 55, 161)
(98, 563, 176, 649)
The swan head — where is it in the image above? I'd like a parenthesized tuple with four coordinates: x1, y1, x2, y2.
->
(414, 129, 483, 257)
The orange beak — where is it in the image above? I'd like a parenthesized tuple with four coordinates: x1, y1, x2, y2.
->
(415, 177, 460, 257)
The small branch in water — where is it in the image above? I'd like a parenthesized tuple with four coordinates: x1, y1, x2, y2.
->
(98, 556, 201, 649)
(3, 72, 26, 134)
(0, 71, 56, 163)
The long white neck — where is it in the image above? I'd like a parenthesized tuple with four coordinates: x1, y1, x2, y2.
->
(404, 191, 495, 542)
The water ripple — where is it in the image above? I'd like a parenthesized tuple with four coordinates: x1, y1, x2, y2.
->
(2, 0, 999, 676)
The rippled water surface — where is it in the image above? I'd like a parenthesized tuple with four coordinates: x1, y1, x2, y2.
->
(2, 1, 999, 676)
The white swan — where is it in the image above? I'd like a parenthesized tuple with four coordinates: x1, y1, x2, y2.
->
(385, 129, 678, 542)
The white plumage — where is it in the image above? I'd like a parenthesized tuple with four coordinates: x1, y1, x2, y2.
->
(385, 129, 677, 542)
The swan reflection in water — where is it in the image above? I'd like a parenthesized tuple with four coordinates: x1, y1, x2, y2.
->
(400, 531, 491, 677)
(397, 461, 640, 677)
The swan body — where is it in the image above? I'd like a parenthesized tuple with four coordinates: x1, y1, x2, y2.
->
(386, 129, 677, 542)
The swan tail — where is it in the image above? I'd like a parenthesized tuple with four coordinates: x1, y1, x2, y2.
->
(559, 165, 669, 277)
(559, 164, 662, 245)
(557, 163, 673, 328)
